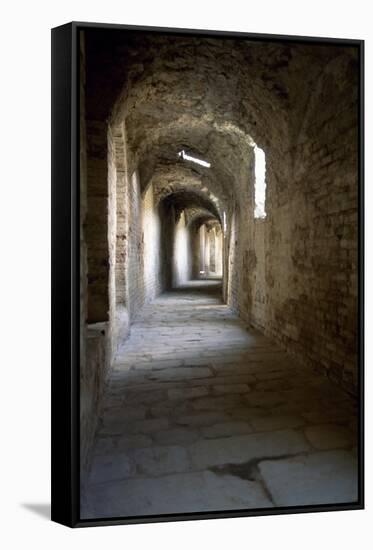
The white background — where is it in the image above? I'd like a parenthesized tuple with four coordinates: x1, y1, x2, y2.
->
(0, 0, 371, 547)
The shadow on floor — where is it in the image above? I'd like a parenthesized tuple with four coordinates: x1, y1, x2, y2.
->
(21, 503, 51, 520)
(168, 279, 223, 301)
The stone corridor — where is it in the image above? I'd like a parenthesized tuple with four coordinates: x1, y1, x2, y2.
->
(82, 280, 358, 519)
(79, 32, 360, 516)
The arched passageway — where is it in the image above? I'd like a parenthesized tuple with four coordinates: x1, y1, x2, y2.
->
(79, 29, 359, 517)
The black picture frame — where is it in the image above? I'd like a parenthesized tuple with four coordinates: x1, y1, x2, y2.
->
(51, 21, 364, 528)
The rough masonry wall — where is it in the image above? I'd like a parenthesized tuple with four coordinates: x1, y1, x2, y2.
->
(159, 200, 176, 290)
(173, 212, 192, 286)
(263, 55, 359, 391)
(85, 120, 109, 324)
(215, 227, 223, 277)
(230, 55, 359, 394)
(79, 33, 92, 481)
(251, 219, 266, 326)
(107, 127, 117, 360)
(113, 123, 131, 348)
(189, 224, 199, 279)
(226, 210, 239, 309)
(82, 120, 169, 482)
(127, 170, 144, 316)
(80, 38, 117, 484)
(142, 183, 163, 301)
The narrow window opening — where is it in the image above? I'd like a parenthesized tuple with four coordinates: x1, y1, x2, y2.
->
(254, 146, 266, 219)
(178, 150, 211, 168)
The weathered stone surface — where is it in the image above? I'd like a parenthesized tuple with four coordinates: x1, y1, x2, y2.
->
(192, 395, 244, 411)
(201, 421, 252, 439)
(83, 283, 358, 516)
(148, 366, 213, 381)
(175, 412, 229, 427)
(244, 391, 288, 408)
(212, 384, 250, 395)
(89, 453, 135, 484)
(131, 418, 170, 434)
(153, 428, 200, 446)
(304, 424, 354, 450)
(82, 471, 273, 519)
(258, 451, 358, 506)
(189, 429, 310, 470)
(128, 445, 191, 477)
(251, 415, 305, 432)
(94, 434, 152, 455)
(168, 387, 209, 400)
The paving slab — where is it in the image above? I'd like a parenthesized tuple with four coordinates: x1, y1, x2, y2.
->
(201, 421, 253, 438)
(83, 281, 358, 518)
(212, 384, 250, 395)
(251, 415, 305, 432)
(89, 453, 135, 484)
(147, 366, 213, 381)
(189, 429, 310, 469)
(153, 427, 200, 445)
(82, 470, 273, 519)
(304, 424, 355, 450)
(128, 445, 191, 477)
(168, 387, 209, 400)
(258, 450, 358, 507)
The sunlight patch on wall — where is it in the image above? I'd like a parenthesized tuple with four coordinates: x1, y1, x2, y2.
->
(254, 146, 266, 219)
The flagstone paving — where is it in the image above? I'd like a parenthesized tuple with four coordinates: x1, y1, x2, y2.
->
(81, 280, 358, 519)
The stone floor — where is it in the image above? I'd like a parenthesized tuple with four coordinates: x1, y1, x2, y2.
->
(81, 280, 358, 519)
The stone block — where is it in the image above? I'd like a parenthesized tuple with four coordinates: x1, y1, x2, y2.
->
(147, 366, 213, 381)
(129, 445, 191, 476)
(168, 387, 209, 400)
(212, 384, 250, 395)
(82, 470, 273, 519)
(258, 450, 358, 506)
(153, 428, 200, 445)
(189, 429, 310, 470)
(304, 424, 355, 450)
(251, 415, 305, 432)
(89, 453, 135, 484)
(201, 421, 252, 438)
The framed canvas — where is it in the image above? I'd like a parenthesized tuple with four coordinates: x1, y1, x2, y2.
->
(51, 21, 364, 528)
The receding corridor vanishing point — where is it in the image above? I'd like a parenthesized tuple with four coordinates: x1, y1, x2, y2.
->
(79, 29, 360, 518)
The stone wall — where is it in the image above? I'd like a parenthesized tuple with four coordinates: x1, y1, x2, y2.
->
(159, 200, 176, 289)
(142, 183, 162, 301)
(229, 54, 359, 394)
(190, 223, 200, 279)
(79, 32, 91, 480)
(113, 123, 131, 349)
(85, 120, 109, 324)
(262, 54, 359, 391)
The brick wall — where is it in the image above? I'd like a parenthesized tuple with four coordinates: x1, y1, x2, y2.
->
(226, 54, 359, 394)
(142, 183, 162, 301)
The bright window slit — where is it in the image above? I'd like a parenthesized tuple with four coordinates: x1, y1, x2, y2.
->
(254, 146, 266, 219)
(178, 150, 211, 168)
